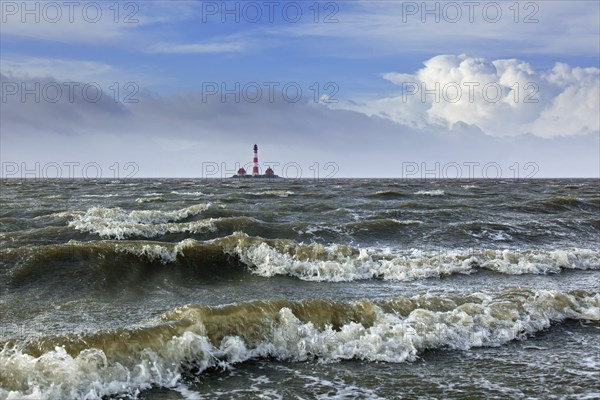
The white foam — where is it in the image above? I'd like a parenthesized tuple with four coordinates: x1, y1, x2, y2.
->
(391, 219, 423, 225)
(487, 231, 513, 241)
(135, 196, 163, 203)
(171, 191, 206, 196)
(50, 231, 600, 280)
(247, 191, 294, 197)
(80, 194, 121, 198)
(118, 244, 180, 263)
(225, 234, 600, 281)
(414, 190, 445, 196)
(233, 242, 475, 282)
(481, 248, 600, 274)
(173, 384, 203, 400)
(0, 330, 214, 400)
(117, 239, 198, 264)
(68, 204, 213, 239)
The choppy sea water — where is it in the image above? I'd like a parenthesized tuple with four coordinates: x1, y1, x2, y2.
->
(0, 178, 598, 399)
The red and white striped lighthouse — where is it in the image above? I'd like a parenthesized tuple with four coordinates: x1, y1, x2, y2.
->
(252, 144, 260, 176)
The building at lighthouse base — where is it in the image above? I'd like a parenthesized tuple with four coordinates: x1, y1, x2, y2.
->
(232, 167, 280, 178)
(231, 173, 280, 179)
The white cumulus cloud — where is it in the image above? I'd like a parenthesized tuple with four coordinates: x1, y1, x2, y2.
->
(340, 55, 599, 138)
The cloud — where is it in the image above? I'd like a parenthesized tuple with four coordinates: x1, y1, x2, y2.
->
(149, 41, 246, 54)
(2, 71, 598, 178)
(0, 1, 127, 42)
(275, 1, 599, 59)
(337, 55, 599, 138)
(0, 1, 197, 43)
(0, 56, 172, 96)
(2, 58, 118, 83)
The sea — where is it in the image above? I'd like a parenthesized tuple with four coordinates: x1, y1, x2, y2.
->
(0, 178, 598, 399)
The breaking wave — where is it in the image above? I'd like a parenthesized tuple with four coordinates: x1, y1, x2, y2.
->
(1, 290, 597, 399)
(67, 204, 212, 239)
(224, 234, 599, 281)
(4, 233, 599, 284)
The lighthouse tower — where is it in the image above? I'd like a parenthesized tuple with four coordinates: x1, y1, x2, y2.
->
(252, 144, 260, 176)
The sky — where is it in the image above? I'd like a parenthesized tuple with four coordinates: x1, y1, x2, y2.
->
(1, 0, 599, 178)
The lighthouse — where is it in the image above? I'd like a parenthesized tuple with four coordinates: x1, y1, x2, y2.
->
(231, 144, 280, 178)
(252, 144, 260, 176)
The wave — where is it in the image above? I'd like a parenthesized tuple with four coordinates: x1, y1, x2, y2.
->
(414, 190, 445, 196)
(225, 235, 600, 281)
(509, 197, 598, 214)
(544, 196, 582, 206)
(364, 218, 424, 227)
(540, 196, 598, 212)
(460, 221, 518, 242)
(80, 194, 121, 198)
(342, 218, 423, 236)
(1, 290, 597, 399)
(4, 238, 231, 287)
(68, 204, 212, 239)
(368, 190, 405, 199)
(296, 192, 338, 199)
(245, 191, 295, 197)
(5, 233, 599, 284)
(171, 191, 207, 196)
(294, 219, 423, 240)
(135, 196, 164, 203)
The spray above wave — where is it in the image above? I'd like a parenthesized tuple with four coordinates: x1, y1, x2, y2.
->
(1, 290, 597, 399)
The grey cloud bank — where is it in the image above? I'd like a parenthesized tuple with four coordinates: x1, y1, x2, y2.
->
(1, 72, 598, 178)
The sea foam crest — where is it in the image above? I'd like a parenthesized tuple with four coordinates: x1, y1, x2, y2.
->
(116, 239, 198, 264)
(414, 190, 445, 196)
(171, 191, 206, 196)
(134, 196, 163, 203)
(223, 233, 600, 281)
(68, 204, 213, 239)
